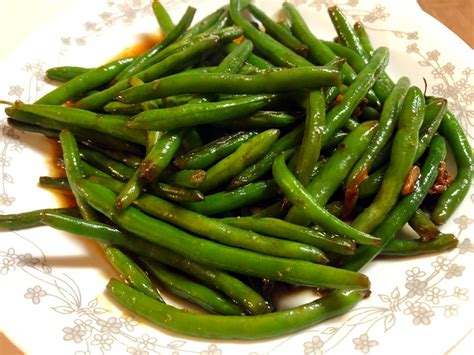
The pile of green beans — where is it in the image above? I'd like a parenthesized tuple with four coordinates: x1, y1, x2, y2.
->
(1, 0, 471, 341)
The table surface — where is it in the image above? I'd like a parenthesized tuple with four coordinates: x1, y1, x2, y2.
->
(0, 1, 472, 354)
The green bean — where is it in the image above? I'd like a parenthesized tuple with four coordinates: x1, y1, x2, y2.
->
(59, 130, 99, 221)
(272, 154, 380, 245)
(214, 111, 300, 130)
(381, 234, 458, 256)
(432, 110, 473, 224)
(322, 41, 366, 73)
(184, 180, 278, 216)
(174, 131, 257, 170)
(408, 209, 441, 241)
(103, 246, 164, 301)
(76, 38, 222, 111)
(8, 103, 147, 145)
(7, 118, 60, 140)
(82, 144, 142, 169)
(323, 131, 348, 149)
(91, 176, 328, 263)
(282, 2, 380, 108)
(220, 217, 355, 255)
(141, 259, 242, 315)
(152, 0, 175, 35)
(36, 58, 134, 105)
(343, 135, 447, 271)
(127, 94, 276, 131)
(182, 129, 203, 152)
(345, 77, 410, 188)
(294, 90, 325, 186)
(322, 47, 388, 145)
(108, 279, 365, 339)
(247, 4, 308, 56)
(354, 22, 374, 57)
(0, 208, 78, 230)
(251, 199, 290, 219)
(75, 179, 370, 290)
(117, 67, 341, 104)
(360, 105, 381, 121)
(224, 42, 275, 70)
(116, 129, 185, 209)
(286, 121, 379, 226)
(182, 8, 226, 38)
(203, 9, 230, 33)
(216, 39, 254, 74)
(327, 6, 394, 101)
(200, 129, 280, 192)
(115, 6, 196, 81)
(415, 98, 447, 161)
(161, 169, 206, 189)
(351, 87, 425, 233)
(40, 212, 269, 314)
(228, 125, 304, 189)
(358, 166, 387, 199)
(46, 66, 91, 82)
(343, 118, 359, 132)
(39, 176, 71, 190)
(229, 0, 311, 67)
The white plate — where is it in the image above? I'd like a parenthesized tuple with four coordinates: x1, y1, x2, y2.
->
(0, 1, 473, 354)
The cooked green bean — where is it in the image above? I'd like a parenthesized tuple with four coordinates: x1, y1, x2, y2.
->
(91, 176, 328, 263)
(200, 129, 280, 192)
(127, 95, 276, 131)
(220, 217, 355, 255)
(75, 179, 370, 290)
(351, 87, 425, 233)
(214, 111, 300, 130)
(343, 135, 447, 271)
(107, 279, 365, 339)
(408, 209, 441, 241)
(152, 0, 175, 35)
(272, 154, 380, 245)
(381, 234, 458, 256)
(117, 67, 341, 104)
(104, 246, 164, 301)
(247, 4, 308, 56)
(183, 180, 278, 216)
(294, 90, 325, 186)
(354, 22, 374, 57)
(46, 66, 92, 82)
(141, 259, 242, 315)
(40, 212, 269, 314)
(174, 131, 257, 170)
(286, 121, 379, 226)
(224, 42, 275, 70)
(229, 125, 304, 189)
(182, 8, 226, 38)
(161, 169, 206, 189)
(0, 208, 79, 230)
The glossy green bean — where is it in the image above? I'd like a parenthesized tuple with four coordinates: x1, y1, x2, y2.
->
(322, 47, 388, 144)
(8, 103, 147, 145)
(91, 176, 328, 263)
(127, 94, 276, 131)
(115, 6, 196, 81)
(247, 4, 308, 56)
(381, 234, 458, 256)
(37, 58, 133, 105)
(117, 67, 341, 104)
(152, 0, 175, 35)
(141, 259, 242, 315)
(343, 135, 447, 271)
(174, 131, 257, 170)
(182, 8, 226, 38)
(229, 125, 304, 189)
(214, 110, 300, 130)
(184, 180, 278, 216)
(40, 212, 269, 314)
(108, 279, 365, 339)
(161, 169, 206, 189)
(345, 77, 410, 187)
(224, 42, 275, 70)
(75, 179, 370, 290)
(354, 22, 374, 57)
(432, 110, 473, 224)
(0, 208, 78, 230)
(46, 66, 91, 82)
(415, 98, 447, 161)
(104, 246, 164, 301)
(229, 0, 311, 67)
(358, 166, 387, 199)
(272, 154, 380, 245)
(408, 209, 441, 241)
(294, 90, 325, 186)
(286, 121, 379, 226)
(351, 87, 425, 233)
(220, 217, 356, 255)
(116, 129, 185, 209)
(200, 129, 280, 192)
